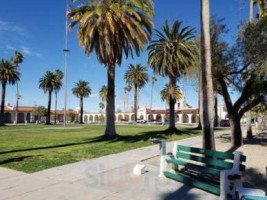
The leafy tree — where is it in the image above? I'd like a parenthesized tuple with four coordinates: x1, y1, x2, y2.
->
(12, 51, 24, 124)
(160, 84, 183, 103)
(147, 20, 196, 131)
(72, 80, 91, 124)
(212, 16, 267, 146)
(39, 71, 61, 125)
(33, 106, 47, 122)
(68, 0, 153, 138)
(54, 69, 64, 124)
(124, 64, 148, 120)
(0, 60, 20, 125)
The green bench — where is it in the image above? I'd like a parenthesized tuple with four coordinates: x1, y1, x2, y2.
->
(160, 144, 246, 200)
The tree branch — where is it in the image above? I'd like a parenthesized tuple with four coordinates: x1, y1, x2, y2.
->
(228, 62, 251, 75)
(238, 97, 263, 119)
(218, 76, 233, 112)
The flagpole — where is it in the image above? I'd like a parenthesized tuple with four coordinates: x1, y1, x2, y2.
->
(63, 0, 70, 128)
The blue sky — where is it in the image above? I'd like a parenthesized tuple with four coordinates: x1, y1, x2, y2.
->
(0, 0, 250, 112)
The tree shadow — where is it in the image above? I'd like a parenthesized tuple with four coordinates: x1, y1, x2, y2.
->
(242, 167, 267, 192)
(0, 128, 199, 155)
(243, 132, 267, 146)
(0, 155, 41, 165)
(160, 184, 200, 200)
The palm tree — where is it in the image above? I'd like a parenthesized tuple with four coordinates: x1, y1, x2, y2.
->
(68, 0, 153, 138)
(124, 85, 132, 112)
(0, 60, 20, 125)
(99, 85, 108, 105)
(99, 102, 105, 113)
(12, 51, 24, 124)
(54, 69, 64, 124)
(254, 0, 267, 18)
(150, 76, 157, 121)
(124, 64, 148, 121)
(39, 71, 60, 125)
(147, 20, 196, 131)
(72, 80, 91, 124)
(200, 0, 215, 150)
(161, 84, 183, 104)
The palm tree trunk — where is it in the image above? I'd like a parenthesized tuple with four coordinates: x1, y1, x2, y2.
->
(134, 84, 138, 121)
(169, 77, 176, 130)
(200, 0, 215, 150)
(54, 92, 58, 124)
(79, 96, 83, 124)
(46, 91, 52, 125)
(0, 82, 6, 125)
(214, 93, 219, 127)
(104, 64, 116, 138)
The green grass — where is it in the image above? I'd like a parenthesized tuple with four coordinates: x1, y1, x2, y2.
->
(0, 124, 225, 173)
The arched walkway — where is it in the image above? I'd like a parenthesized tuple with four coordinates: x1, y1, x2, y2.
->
(99, 115, 105, 121)
(18, 113, 24, 123)
(182, 114, 189, 123)
(192, 114, 199, 123)
(95, 115, 99, 122)
(125, 115, 129, 121)
(118, 114, 123, 121)
(175, 114, 180, 122)
(4, 113, 11, 123)
(89, 115, 93, 122)
(139, 115, 144, 120)
(156, 114, 162, 122)
(26, 113, 31, 122)
(84, 115, 88, 123)
(131, 115, 134, 121)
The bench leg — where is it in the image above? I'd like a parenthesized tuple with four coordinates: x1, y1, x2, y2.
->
(159, 155, 169, 177)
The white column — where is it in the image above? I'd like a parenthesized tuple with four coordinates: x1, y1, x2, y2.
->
(178, 114, 183, 123)
(93, 114, 95, 122)
(153, 114, 157, 121)
(24, 113, 27, 124)
(188, 114, 193, 124)
(161, 114, 165, 123)
(115, 114, 119, 122)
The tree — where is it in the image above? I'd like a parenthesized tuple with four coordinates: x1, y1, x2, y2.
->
(99, 102, 105, 113)
(99, 85, 108, 106)
(150, 76, 157, 121)
(254, 0, 267, 18)
(211, 16, 267, 147)
(54, 69, 64, 124)
(68, 0, 153, 138)
(0, 60, 20, 125)
(12, 51, 24, 124)
(200, 0, 215, 150)
(124, 64, 148, 121)
(161, 84, 183, 105)
(72, 80, 91, 124)
(147, 20, 196, 131)
(39, 71, 60, 125)
(33, 106, 47, 122)
(124, 85, 132, 112)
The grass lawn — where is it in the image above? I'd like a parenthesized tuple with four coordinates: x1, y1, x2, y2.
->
(0, 124, 226, 173)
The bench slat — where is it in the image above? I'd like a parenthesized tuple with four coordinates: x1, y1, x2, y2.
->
(177, 151, 233, 169)
(166, 158, 221, 177)
(164, 171, 220, 195)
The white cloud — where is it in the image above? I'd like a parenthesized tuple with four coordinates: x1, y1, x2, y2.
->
(5, 44, 42, 58)
(0, 20, 26, 36)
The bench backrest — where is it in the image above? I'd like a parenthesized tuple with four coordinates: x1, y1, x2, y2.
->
(176, 145, 246, 172)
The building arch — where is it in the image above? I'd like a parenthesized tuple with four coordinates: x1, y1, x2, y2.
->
(131, 114, 135, 121)
(139, 115, 144, 120)
(4, 113, 11, 123)
(125, 115, 130, 121)
(84, 115, 88, 123)
(182, 114, 189, 123)
(95, 115, 99, 122)
(89, 115, 93, 122)
(18, 113, 24, 123)
(156, 114, 162, 122)
(99, 115, 105, 121)
(118, 114, 123, 121)
(26, 113, 31, 122)
(175, 114, 180, 122)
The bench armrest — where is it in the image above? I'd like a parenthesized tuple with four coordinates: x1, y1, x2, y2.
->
(220, 151, 244, 200)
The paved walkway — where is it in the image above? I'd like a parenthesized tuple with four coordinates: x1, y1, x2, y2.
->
(0, 134, 226, 200)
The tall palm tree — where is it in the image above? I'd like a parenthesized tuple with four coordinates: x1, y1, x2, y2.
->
(200, 0, 215, 150)
(0, 60, 20, 125)
(99, 85, 108, 105)
(12, 51, 24, 124)
(124, 84, 132, 112)
(54, 69, 64, 124)
(39, 71, 60, 125)
(150, 76, 157, 121)
(161, 84, 183, 104)
(254, 0, 267, 18)
(68, 0, 153, 138)
(147, 20, 196, 131)
(72, 80, 91, 124)
(124, 64, 148, 121)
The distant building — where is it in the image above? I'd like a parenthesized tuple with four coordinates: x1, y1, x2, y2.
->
(2, 103, 77, 123)
(83, 96, 200, 124)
